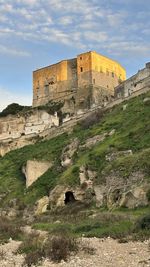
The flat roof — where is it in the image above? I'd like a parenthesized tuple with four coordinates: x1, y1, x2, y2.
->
(33, 50, 126, 73)
(33, 57, 76, 73)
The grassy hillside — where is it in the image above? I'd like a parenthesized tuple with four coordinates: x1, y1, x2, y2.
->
(0, 91, 150, 208)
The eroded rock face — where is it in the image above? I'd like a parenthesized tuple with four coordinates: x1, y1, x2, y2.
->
(35, 196, 49, 215)
(79, 166, 96, 189)
(22, 160, 53, 188)
(94, 171, 150, 209)
(61, 138, 79, 167)
(49, 185, 91, 208)
(119, 185, 149, 209)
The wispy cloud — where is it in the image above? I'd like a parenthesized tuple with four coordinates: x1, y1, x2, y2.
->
(0, 0, 149, 58)
(0, 44, 30, 57)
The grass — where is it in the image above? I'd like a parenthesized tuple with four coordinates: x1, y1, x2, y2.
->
(32, 205, 150, 240)
(0, 91, 150, 208)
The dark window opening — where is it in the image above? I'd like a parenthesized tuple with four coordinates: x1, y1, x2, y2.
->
(93, 78, 95, 84)
(80, 56, 82, 60)
(80, 67, 83, 72)
(49, 81, 54, 85)
(100, 67, 103, 73)
(64, 191, 76, 205)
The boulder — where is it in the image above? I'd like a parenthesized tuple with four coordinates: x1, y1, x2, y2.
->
(22, 160, 53, 187)
(143, 97, 150, 103)
(123, 104, 128, 111)
(35, 196, 49, 215)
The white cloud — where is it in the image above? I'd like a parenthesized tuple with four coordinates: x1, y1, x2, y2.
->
(58, 16, 73, 25)
(84, 31, 108, 42)
(0, 87, 32, 111)
(0, 0, 149, 59)
(0, 45, 30, 57)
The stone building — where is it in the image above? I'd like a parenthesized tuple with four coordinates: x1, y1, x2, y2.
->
(33, 51, 126, 112)
(115, 62, 150, 99)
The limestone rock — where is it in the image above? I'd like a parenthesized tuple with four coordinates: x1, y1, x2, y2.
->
(49, 185, 88, 208)
(123, 104, 128, 110)
(35, 196, 49, 215)
(105, 150, 133, 162)
(80, 133, 107, 149)
(108, 129, 116, 136)
(143, 97, 150, 103)
(22, 160, 53, 187)
(79, 166, 96, 188)
(61, 138, 79, 167)
(80, 130, 115, 149)
(94, 185, 106, 207)
(119, 185, 149, 209)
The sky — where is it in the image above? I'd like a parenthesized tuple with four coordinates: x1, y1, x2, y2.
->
(0, 0, 150, 111)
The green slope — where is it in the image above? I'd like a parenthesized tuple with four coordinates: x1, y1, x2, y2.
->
(0, 91, 150, 208)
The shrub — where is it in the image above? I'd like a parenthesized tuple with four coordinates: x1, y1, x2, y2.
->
(19, 232, 44, 267)
(44, 234, 78, 262)
(20, 232, 78, 266)
(0, 217, 21, 242)
(0, 103, 31, 117)
(135, 214, 150, 230)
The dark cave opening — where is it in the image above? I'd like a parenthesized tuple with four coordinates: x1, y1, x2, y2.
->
(64, 191, 76, 205)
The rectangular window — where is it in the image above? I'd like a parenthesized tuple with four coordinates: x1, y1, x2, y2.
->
(80, 56, 82, 60)
(80, 67, 83, 72)
(44, 84, 49, 96)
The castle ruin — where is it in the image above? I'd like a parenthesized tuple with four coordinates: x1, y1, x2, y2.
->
(33, 51, 126, 113)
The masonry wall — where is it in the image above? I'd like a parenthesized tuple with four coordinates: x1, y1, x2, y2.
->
(115, 63, 150, 98)
(76, 51, 126, 110)
(33, 51, 126, 112)
(33, 59, 77, 108)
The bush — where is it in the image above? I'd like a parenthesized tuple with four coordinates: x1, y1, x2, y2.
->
(20, 232, 78, 266)
(0, 103, 31, 117)
(135, 214, 150, 230)
(44, 234, 78, 262)
(19, 232, 44, 267)
(0, 217, 21, 242)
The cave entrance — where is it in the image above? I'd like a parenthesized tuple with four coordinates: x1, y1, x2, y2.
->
(64, 191, 76, 205)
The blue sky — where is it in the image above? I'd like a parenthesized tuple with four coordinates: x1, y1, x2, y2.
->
(0, 0, 150, 111)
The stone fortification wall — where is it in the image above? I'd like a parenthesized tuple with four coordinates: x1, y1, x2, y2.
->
(115, 63, 150, 98)
(33, 58, 77, 108)
(33, 51, 126, 112)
